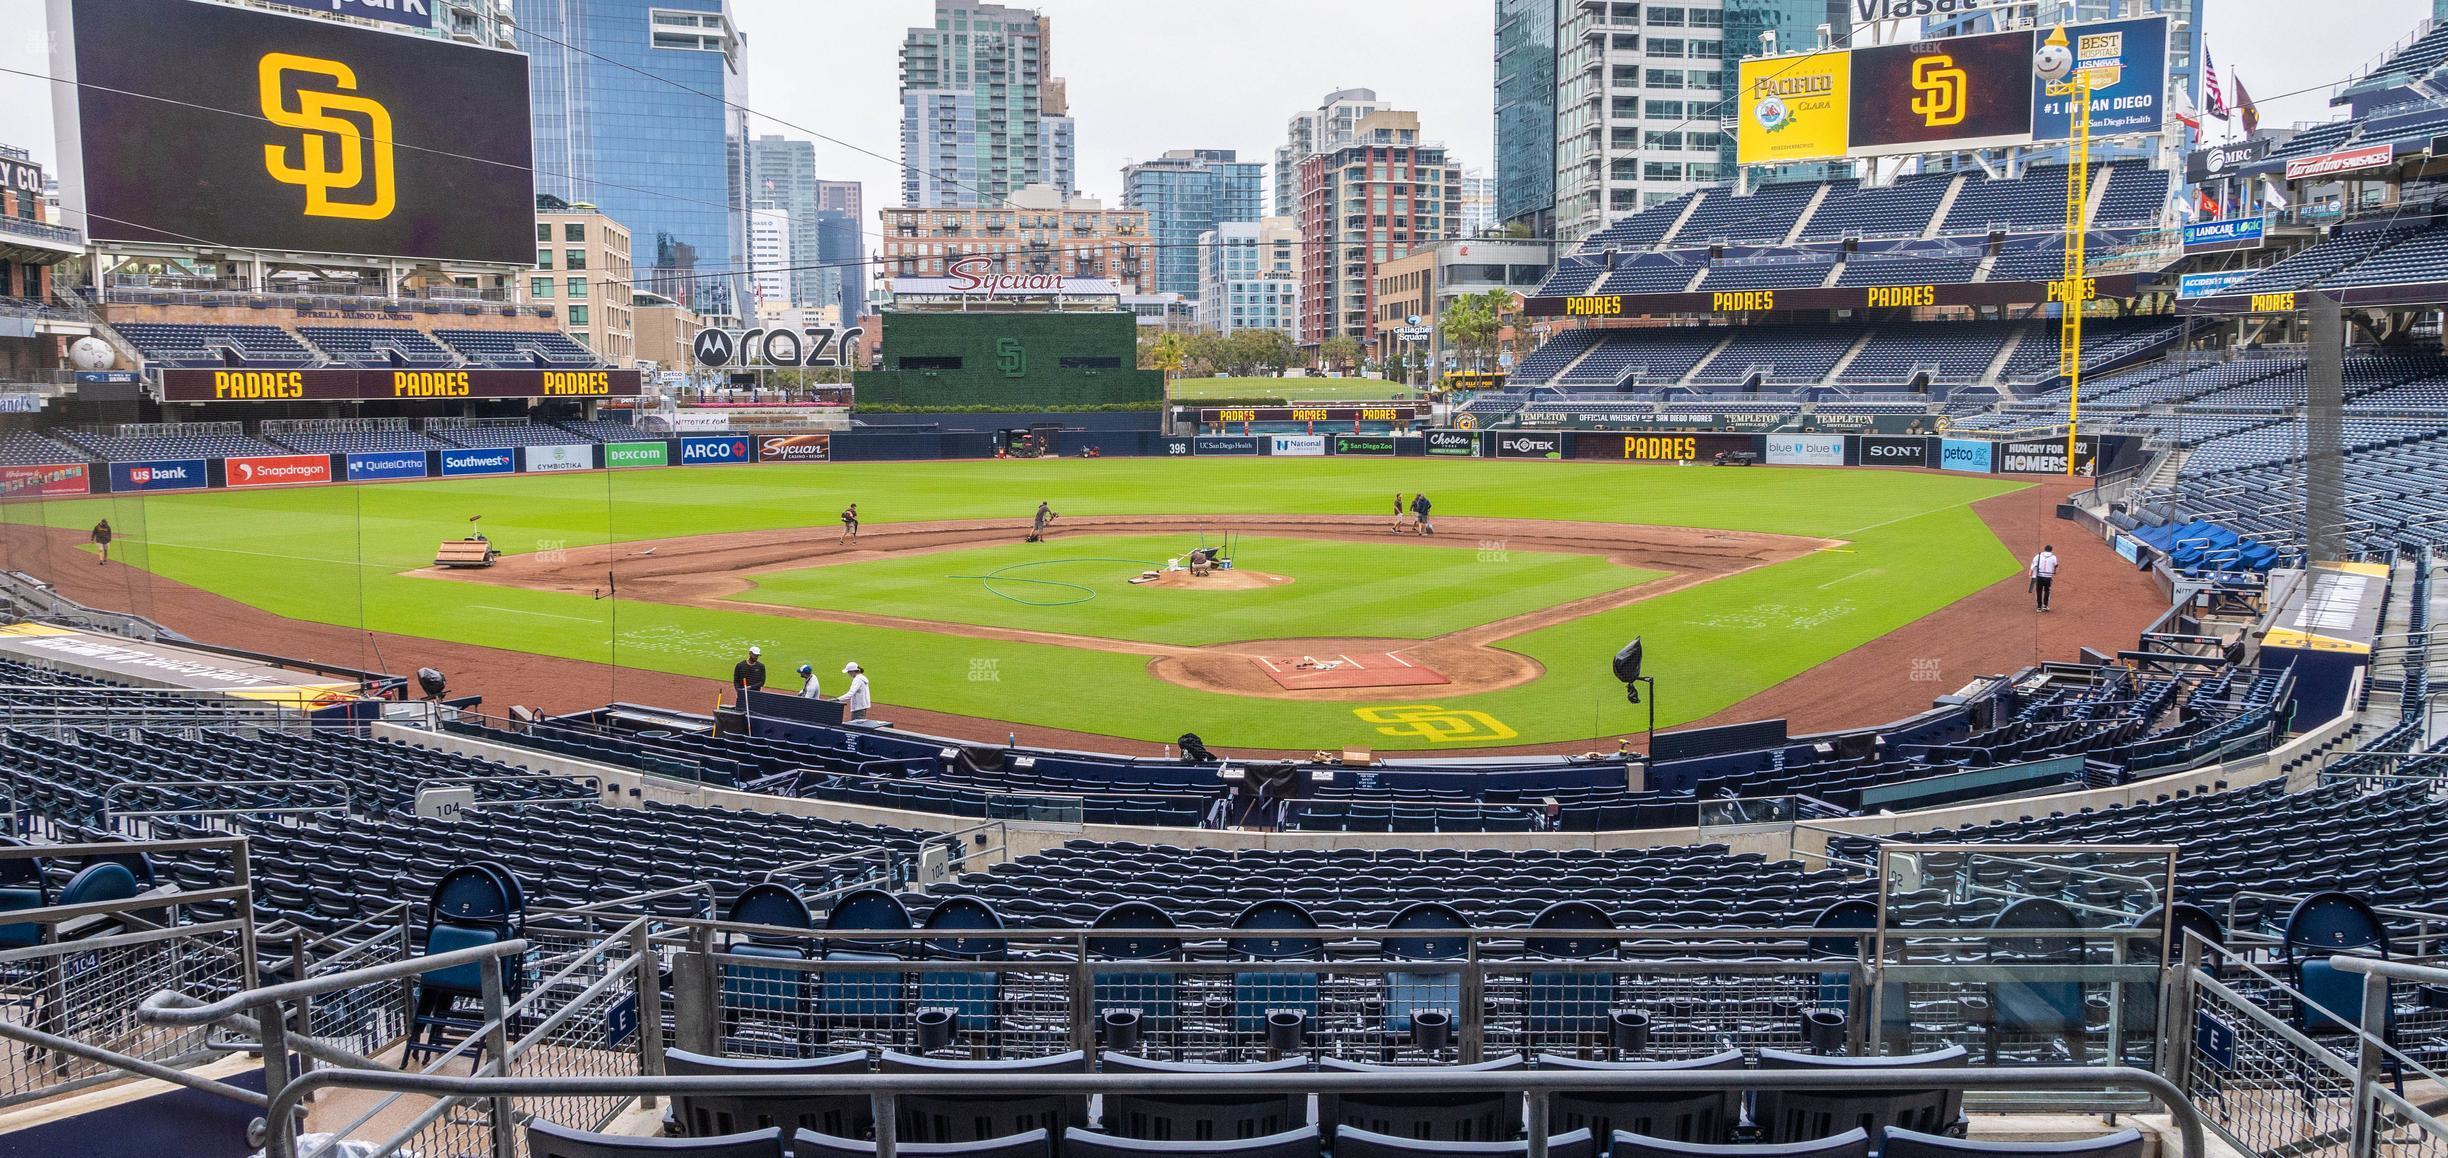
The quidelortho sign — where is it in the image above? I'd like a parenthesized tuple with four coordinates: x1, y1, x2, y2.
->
(346, 451, 428, 482)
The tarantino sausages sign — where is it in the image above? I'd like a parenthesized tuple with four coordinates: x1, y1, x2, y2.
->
(161, 368, 642, 402)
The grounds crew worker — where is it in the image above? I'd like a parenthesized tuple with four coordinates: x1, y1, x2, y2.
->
(2029, 544, 2060, 613)
(842, 662, 872, 721)
(732, 646, 767, 698)
(1028, 501, 1058, 542)
(797, 663, 822, 698)
(90, 519, 112, 565)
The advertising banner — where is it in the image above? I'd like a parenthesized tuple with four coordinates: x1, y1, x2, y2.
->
(0, 464, 91, 498)
(1332, 434, 1400, 456)
(2285, 144, 2395, 182)
(1857, 435, 1930, 468)
(757, 434, 833, 463)
(345, 451, 428, 482)
(1494, 431, 1564, 459)
(225, 453, 333, 488)
(1849, 30, 2036, 157)
(605, 441, 668, 469)
(1938, 438, 1995, 473)
(2188, 138, 2272, 182)
(1581, 433, 1763, 462)
(1193, 436, 1261, 456)
(2183, 216, 2266, 251)
(676, 435, 754, 465)
(2031, 17, 2168, 142)
(438, 448, 516, 478)
(671, 411, 733, 432)
(1764, 433, 1844, 466)
(1199, 403, 1428, 424)
(1269, 434, 1327, 457)
(1999, 435, 2099, 474)
(108, 459, 209, 492)
(257, 0, 431, 29)
(64, 0, 534, 265)
(2179, 271, 2256, 298)
(160, 368, 640, 402)
(1736, 50, 1852, 166)
(1424, 430, 1480, 457)
(522, 443, 593, 474)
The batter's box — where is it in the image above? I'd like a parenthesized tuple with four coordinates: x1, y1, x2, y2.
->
(1253, 651, 1450, 691)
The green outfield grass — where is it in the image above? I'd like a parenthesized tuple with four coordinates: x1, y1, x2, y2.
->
(731, 534, 1664, 646)
(1168, 377, 1415, 401)
(2, 459, 2030, 748)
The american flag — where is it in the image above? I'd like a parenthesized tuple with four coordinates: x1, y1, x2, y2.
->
(2204, 49, 2229, 120)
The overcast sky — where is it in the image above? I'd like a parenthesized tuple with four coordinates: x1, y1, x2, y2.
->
(0, 0, 2435, 221)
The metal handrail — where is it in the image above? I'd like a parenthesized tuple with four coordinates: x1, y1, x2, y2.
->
(137, 937, 529, 1025)
(270, 1065, 2209, 1158)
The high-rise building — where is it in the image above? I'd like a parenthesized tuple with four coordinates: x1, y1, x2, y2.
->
(1550, 0, 1732, 243)
(515, 0, 751, 322)
(1461, 171, 1498, 237)
(1493, 0, 1557, 236)
(1196, 217, 1299, 336)
(1274, 88, 1389, 218)
(879, 184, 1147, 290)
(900, 1, 1075, 208)
(532, 195, 635, 366)
(747, 200, 793, 311)
(747, 135, 866, 320)
(1296, 109, 1461, 348)
(1122, 149, 1266, 300)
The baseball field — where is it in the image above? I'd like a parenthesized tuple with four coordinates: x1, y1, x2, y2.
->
(0, 458, 2044, 750)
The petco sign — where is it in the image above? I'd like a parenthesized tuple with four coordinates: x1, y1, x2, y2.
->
(945, 256, 1074, 297)
(225, 454, 333, 488)
(1938, 439, 1994, 473)
(109, 459, 208, 492)
(678, 435, 752, 465)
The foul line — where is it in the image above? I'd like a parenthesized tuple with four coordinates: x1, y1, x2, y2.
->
(469, 604, 600, 622)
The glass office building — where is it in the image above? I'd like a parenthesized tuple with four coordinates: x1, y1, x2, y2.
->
(515, 0, 752, 322)
(1493, 0, 1556, 236)
(1122, 150, 1265, 300)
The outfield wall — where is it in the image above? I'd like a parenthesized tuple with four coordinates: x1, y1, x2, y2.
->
(0, 429, 2148, 500)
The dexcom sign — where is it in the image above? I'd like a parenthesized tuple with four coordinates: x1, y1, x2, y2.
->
(678, 435, 753, 465)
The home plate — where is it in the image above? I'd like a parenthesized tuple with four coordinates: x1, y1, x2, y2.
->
(1253, 651, 1451, 691)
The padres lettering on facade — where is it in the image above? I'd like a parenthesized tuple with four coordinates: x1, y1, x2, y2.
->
(1866, 285, 1937, 307)
(1562, 295, 1625, 317)
(1623, 436, 1700, 461)
(2251, 292, 2299, 313)
(2047, 277, 2098, 303)
(389, 371, 471, 397)
(1712, 291, 1775, 312)
(213, 371, 305, 400)
(542, 371, 612, 395)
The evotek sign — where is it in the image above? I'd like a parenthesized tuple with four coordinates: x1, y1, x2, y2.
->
(65, 0, 535, 264)
(690, 325, 864, 369)
(677, 435, 752, 465)
(1496, 432, 1563, 459)
(945, 256, 1074, 296)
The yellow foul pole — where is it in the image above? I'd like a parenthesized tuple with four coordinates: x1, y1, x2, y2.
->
(2049, 26, 2093, 477)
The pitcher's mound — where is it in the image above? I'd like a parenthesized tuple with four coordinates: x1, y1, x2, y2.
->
(1255, 651, 1449, 691)
(1136, 568, 1290, 591)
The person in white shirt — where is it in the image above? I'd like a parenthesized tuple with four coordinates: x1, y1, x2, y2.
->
(2029, 544, 2059, 612)
(796, 664, 821, 698)
(841, 661, 872, 720)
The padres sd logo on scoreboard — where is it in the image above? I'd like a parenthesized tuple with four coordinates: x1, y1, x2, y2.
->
(259, 54, 397, 221)
(1909, 55, 1968, 127)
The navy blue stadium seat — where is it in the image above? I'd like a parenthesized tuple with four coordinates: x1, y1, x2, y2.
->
(1542, 1050, 1745, 1147)
(1879, 1129, 2142, 1158)
(528, 1120, 782, 1158)
(793, 1129, 1051, 1158)
(1097, 1053, 1309, 1141)
(664, 1048, 872, 1140)
(1610, 1128, 1871, 1158)
(1339, 1127, 1594, 1158)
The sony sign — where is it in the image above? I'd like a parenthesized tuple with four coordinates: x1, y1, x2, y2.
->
(691, 324, 865, 370)
(945, 255, 1074, 296)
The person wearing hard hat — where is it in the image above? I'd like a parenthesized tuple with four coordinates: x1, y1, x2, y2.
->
(731, 645, 766, 700)
(796, 663, 822, 698)
(841, 661, 872, 721)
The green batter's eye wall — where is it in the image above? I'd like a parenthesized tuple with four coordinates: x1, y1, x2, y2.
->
(853, 310, 1166, 407)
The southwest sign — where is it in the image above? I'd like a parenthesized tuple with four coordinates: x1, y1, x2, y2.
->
(161, 368, 642, 402)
